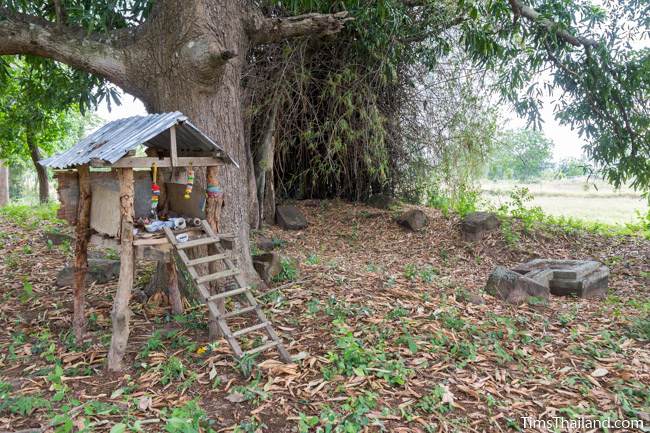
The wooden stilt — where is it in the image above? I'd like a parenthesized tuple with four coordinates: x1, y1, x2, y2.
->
(205, 166, 225, 336)
(166, 259, 184, 314)
(73, 165, 92, 342)
(107, 168, 135, 371)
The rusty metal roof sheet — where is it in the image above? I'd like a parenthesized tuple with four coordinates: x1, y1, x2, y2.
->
(40, 112, 237, 169)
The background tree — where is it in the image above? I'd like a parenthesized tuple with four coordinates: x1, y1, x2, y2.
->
(0, 163, 7, 206)
(555, 157, 589, 179)
(0, 58, 96, 202)
(0, 0, 647, 266)
(486, 129, 554, 181)
(245, 0, 648, 218)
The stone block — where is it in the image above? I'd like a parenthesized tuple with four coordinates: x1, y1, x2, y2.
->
(491, 259, 609, 303)
(485, 266, 520, 300)
(461, 212, 500, 241)
(396, 209, 428, 231)
(367, 194, 396, 210)
(253, 252, 282, 283)
(276, 205, 308, 230)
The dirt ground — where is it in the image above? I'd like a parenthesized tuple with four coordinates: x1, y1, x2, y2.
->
(1, 201, 649, 432)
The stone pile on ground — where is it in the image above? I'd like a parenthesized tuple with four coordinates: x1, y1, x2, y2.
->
(486, 259, 609, 304)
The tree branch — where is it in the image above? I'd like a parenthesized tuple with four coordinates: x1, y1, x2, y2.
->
(0, 9, 134, 92)
(247, 11, 353, 45)
(510, 0, 597, 47)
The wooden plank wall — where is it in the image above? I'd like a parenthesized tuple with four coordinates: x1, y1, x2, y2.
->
(55, 171, 153, 226)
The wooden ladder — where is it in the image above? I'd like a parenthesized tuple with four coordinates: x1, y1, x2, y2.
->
(163, 220, 291, 363)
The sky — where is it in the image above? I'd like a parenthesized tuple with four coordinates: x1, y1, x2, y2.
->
(95, 89, 588, 163)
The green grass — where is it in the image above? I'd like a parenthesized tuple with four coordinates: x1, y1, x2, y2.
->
(482, 178, 648, 226)
(0, 202, 62, 229)
(481, 184, 650, 240)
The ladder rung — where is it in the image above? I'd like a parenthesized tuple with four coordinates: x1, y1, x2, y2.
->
(243, 341, 279, 356)
(233, 322, 269, 338)
(196, 268, 240, 284)
(185, 253, 233, 267)
(176, 237, 218, 249)
(221, 305, 257, 319)
(207, 286, 249, 300)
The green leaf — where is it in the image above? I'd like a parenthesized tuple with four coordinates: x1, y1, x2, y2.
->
(110, 423, 127, 433)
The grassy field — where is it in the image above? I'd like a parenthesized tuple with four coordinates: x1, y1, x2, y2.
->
(481, 177, 649, 226)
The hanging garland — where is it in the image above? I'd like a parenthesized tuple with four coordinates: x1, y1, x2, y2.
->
(184, 164, 194, 199)
(151, 162, 160, 217)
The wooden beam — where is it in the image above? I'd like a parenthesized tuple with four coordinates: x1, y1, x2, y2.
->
(170, 125, 178, 167)
(73, 164, 91, 342)
(108, 167, 135, 372)
(90, 234, 171, 261)
(91, 157, 223, 169)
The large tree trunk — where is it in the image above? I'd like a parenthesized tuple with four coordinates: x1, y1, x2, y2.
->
(136, 1, 256, 279)
(0, 163, 8, 206)
(26, 130, 49, 203)
(0, 0, 350, 371)
(254, 103, 278, 225)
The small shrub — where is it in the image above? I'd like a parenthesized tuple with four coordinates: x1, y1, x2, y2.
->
(629, 316, 650, 341)
(1, 394, 51, 416)
(273, 258, 298, 283)
(159, 356, 186, 385)
(305, 253, 319, 265)
(165, 400, 213, 433)
(0, 203, 62, 229)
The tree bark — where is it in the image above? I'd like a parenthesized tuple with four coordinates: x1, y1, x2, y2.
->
(26, 130, 49, 203)
(254, 103, 278, 225)
(0, 164, 8, 206)
(108, 167, 135, 372)
(73, 165, 91, 342)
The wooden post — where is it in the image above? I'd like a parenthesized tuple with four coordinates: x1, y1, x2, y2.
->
(169, 125, 178, 167)
(108, 168, 135, 371)
(73, 165, 92, 342)
(166, 259, 184, 314)
(205, 165, 225, 336)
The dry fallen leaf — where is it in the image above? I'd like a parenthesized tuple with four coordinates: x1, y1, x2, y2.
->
(225, 392, 246, 403)
(591, 367, 609, 378)
(258, 359, 299, 376)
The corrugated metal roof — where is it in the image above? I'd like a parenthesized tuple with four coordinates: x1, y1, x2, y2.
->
(40, 112, 237, 169)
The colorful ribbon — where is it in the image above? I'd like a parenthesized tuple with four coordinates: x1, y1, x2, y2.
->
(184, 165, 194, 199)
(206, 184, 223, 198)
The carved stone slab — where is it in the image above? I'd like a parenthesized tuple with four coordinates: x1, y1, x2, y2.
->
(486, 259, 609, 303)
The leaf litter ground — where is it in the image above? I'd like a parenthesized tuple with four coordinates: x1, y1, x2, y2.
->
(0, 201, 648, 432)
